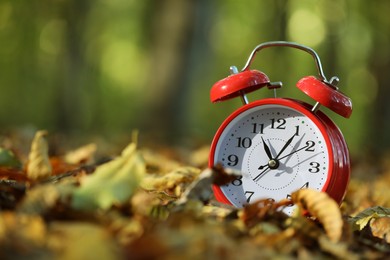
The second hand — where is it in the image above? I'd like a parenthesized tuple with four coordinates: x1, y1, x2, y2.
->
(253, 166, 270, 182)
(278, 144, 309, 160)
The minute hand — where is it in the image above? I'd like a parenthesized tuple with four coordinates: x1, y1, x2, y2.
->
(275, 133, 296, 159)
(278, 144, 308, 160)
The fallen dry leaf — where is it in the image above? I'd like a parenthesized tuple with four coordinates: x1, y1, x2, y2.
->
(174, 168, 214, 205)
(370, 216, 390, 243)
(64, 143, 97, 165)
(71, 142, 145, 211)
(290, 189, 343, 243)
(26, 130, 52, 181)
(349, 206, 390, 230)
(241, 198, 282, 227)
(141, 166, 200, 197)
(1, 129, 390, 258)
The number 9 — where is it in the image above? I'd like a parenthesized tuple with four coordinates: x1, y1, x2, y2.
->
(227, 154, 239, 166)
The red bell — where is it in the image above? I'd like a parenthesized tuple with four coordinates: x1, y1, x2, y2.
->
(210, 70, 270, 103)
(297, 76, 352, 118)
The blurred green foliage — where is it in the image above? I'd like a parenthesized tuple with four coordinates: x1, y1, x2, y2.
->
(0, 0, 389, 156)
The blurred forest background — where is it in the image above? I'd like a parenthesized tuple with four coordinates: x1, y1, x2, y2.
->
(0, 0, 389, 158)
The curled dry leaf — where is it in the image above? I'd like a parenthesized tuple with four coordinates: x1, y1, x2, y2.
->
(290, 189, 343, 243)
(26, 130, 52, 181)
(370, 216, 390, 243)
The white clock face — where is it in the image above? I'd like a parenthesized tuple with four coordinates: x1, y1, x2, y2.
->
(213, 104, 331, 215)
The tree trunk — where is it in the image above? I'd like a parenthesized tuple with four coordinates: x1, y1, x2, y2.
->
(141, 0, 197, 144)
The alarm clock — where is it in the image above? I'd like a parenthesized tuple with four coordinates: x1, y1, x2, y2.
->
(209, 41, 352, 215)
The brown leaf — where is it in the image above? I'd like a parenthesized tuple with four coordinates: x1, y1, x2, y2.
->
(349, 206, 390, 230)
(291, 189, 343, 243)
(370, 217, 390, 243)
(211, 164, 241, 186)
(0, 167, 27, 181)
(26, 130, 52, 181)
(241, 198, 282, 227)
(49, 157, 78, 175)
(0, 179, 26, 209)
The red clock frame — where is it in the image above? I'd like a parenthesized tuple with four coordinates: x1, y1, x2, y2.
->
(209, 98, 350, 206)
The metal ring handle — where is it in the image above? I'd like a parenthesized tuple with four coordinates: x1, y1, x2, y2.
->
(241, 41, 328, 82)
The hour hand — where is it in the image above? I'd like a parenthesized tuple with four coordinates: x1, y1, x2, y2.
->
(261, 137, 273, 160)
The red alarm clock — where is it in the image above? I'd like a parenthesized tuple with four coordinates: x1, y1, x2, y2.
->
(209, 41, 352, 215)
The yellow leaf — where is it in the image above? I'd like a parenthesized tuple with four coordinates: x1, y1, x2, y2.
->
(291, 189, 343, 243)
(349, 206, 390, 230)
(141, 166, 200, 192)
(71, 142, 145, 211)
(64, 143, 97, 165)
(26, 130, 52, 181)
(356, 213, 381, 230)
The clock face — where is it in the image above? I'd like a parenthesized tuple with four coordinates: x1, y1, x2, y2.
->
(211, 101, 332, 215)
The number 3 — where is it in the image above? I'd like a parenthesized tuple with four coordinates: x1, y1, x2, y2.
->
(308, 162, 320, 173)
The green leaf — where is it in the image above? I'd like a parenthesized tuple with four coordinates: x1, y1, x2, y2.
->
(71, 142, 145, 211)
(349, 206, 390, 230)
(0, 148, 21, 168)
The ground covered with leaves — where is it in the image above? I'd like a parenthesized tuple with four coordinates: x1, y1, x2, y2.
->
(0, 130, 390, 259)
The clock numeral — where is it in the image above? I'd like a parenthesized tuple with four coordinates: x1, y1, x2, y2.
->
(300, 181, 309, 189)
(227, 154, 239, 166)
(295, 125, 300, 136)
(251, 123, 265, 134)
(308, 162, 320, 173)
(236, 137, 252, 148)
(270, 118, 286, 130)
(244, 191, 255, 203)
(231, 176, 243, 186)
(286, 182, 309, 206)
(305, 141, 315, 152)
